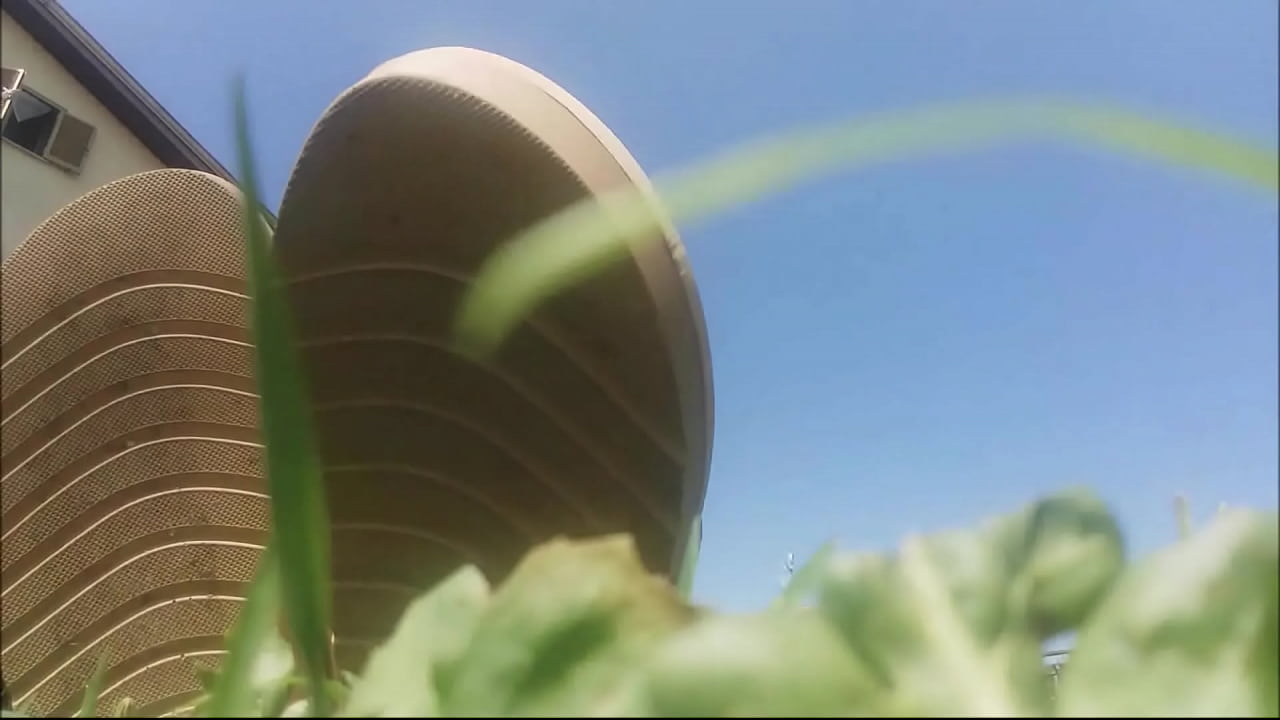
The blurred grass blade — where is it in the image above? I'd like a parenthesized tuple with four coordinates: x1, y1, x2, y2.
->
(676, 515, 702, 600)
(455, 100, 1278, 355)
(1056, 104, 1278, 190)
(76, 651, 110, 718)
(205, 544, 283, 716)
(1175, 494, 1192, 540)
(233, 76, 334, 714)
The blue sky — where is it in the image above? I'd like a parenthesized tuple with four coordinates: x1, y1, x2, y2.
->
(64, 0, 1277, 612)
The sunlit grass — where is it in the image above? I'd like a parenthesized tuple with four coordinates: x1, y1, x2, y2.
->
(224, 77, 333, 716)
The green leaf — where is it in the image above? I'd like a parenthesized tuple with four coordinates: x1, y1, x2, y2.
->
(676, 515, 702, 601)
(233, 76, 334, 713)
(1006, 488, 1126, 637)
(1057, 510, 1279, 717)
(776, 541, 836, 609)
(205, 544, 289, 717)
(816, 490, 1123, 716)
(254, 634, 300, 717)
(77, 650, 111, 718)
(643, 609, 888, 717)
(341, 566, 491, 717)
(455, 100, 1277, 356)
(444, 535, 696, 716)
(879, 537, 1041, 715)
(268, 680, 343, 718)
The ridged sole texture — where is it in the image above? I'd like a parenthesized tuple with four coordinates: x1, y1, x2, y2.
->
(1, 46, 713, 717)
(1, 169, 263, 717)
(274, 46, 712, 677)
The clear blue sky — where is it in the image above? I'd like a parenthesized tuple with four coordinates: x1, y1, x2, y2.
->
(64, 0, 1277, 612)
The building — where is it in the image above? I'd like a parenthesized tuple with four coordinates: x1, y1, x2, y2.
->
(1, 0, 228, 259)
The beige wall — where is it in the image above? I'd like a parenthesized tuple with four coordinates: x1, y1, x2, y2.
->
(1, 10, 163, 260)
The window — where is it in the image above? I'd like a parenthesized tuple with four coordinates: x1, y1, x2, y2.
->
(1, 67, 25, 120)
(3, 90, 58, 152)
(1, 86, 95, 173)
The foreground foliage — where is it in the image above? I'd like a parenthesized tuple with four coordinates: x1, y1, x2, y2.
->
(194, 492, 1280, 717)
(6, 493, 1276, 717)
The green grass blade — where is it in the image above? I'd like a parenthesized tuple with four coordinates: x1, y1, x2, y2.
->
(233, 76, 334, 715)
(676, 515, 702, 600)
(455, 100, 1278, 356)
(1054, 104, 1279, 190)
(205, 544, 282, 717)
(76, 651, 111, 718)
